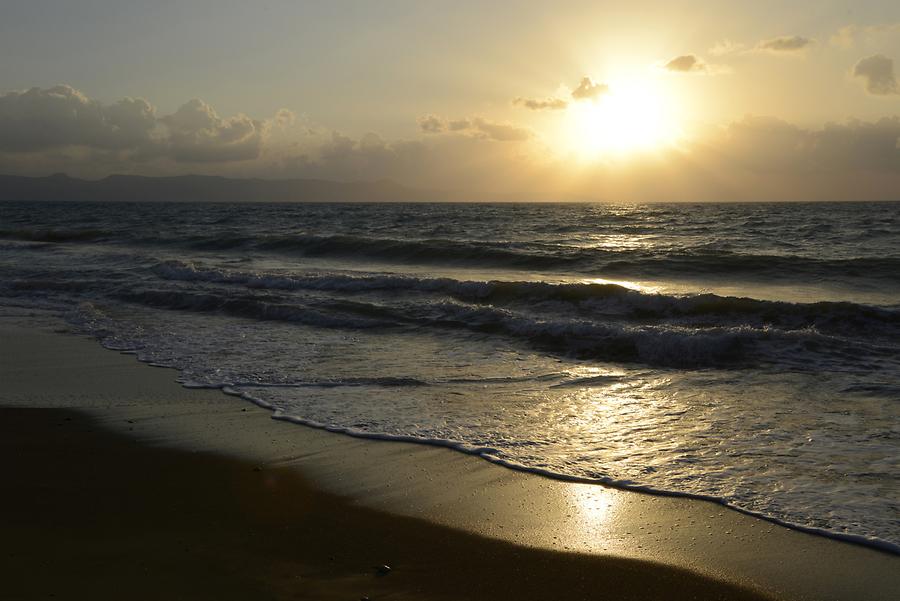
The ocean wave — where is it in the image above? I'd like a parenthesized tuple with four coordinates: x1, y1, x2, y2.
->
(181, 376, 429, 389)
(44, 302, 900, 554)
(47, 298, 900, 554)
(0, 227, 115, 243)
(153, 260, 900, 339)
(113, 289, 388, 330)
(184, 232, 583, 269)
(600, 253, 900, 282)
(181, 233, 900, 279)
(110, 283, 885, 368)
(4, 223, 899, 283)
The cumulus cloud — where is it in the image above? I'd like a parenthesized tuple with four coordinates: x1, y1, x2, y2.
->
(275, 108, 296, 127)
(417, 114, 531, 141)
(756, 35, 815, 53)
(0, 85, 274, 164)
(571, 77, 609, 101)
(0, 85, 158, 153)
(664, 55, 707, 73)
(162, 98, 266, 162)
(853, 54, 899, 95)
(512, 96, 568, 110)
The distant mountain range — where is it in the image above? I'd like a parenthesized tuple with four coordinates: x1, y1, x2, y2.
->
(0, 173, 445, 202)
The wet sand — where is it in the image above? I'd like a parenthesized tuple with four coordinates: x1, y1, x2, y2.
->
(3, 406, 777, 600)
(2, 318, 898, 599)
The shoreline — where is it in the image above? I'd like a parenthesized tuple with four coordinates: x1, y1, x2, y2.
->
(255, 392, 899, 555)
(2, 406, 775, 601)
(3, 314, 899, 599)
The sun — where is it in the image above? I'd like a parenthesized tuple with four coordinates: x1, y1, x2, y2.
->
(562, 75, 682, 159)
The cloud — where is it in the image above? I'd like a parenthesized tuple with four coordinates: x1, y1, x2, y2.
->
(830, 26, 858, 49)
(448, 118, 472, 132)
(830, 23, 900, 49)
(4, 86, 900, 201)
(578, 116, 900, 201)
(757, 35, 815, 53)
(512, 96, 568, 110)
(417, 114, 531, 141)
(288, 115, 900, 200)
(710, 115, 900, 173)
(853, 55, 898, 95)
(664, 55, 706, 73)
(813, 118, 900, 170)
(417, 114, 445, 134)
(709, 40, 746, 56)
(471, 118, 532, 141)
(273, 129, 539, 195)
(0, 85, 158, 153)
(161, 98, 266, 162)
(0, 85, 276, 163)
(571, 77, 609, 101)
(709, 36, 814, 58)
(275, 108, 296, 127)
(275, 130, 424, 184)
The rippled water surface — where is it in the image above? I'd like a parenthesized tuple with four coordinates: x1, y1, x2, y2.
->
(1, 200, 898, 550)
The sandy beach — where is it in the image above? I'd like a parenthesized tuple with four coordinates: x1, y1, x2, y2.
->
(2, 316, 898, 600)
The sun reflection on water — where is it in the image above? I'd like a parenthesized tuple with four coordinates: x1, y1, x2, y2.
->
(579, 277, 654, 292)
(570, 485, 615, 524)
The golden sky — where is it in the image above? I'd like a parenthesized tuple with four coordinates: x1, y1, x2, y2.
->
(1, 1, 900, 200)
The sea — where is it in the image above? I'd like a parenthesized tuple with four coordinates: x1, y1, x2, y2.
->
(1, 200, 898, 552)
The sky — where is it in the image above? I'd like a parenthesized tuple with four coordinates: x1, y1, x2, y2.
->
(1, 0, 900, 201)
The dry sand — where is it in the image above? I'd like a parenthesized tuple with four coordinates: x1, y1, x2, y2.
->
(2, 316, 898, 599)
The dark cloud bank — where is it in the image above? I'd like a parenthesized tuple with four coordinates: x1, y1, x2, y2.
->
(0, 85, 267, 163)
(1, 85, 900, 201)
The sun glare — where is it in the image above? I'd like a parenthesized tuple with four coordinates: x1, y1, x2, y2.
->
(563, 75, 681, 159)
